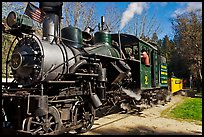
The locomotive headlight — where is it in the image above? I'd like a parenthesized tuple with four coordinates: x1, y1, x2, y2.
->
(10, 52, 23, 70)
(7, 11, 17, 28)
(6, 11, 34, 29)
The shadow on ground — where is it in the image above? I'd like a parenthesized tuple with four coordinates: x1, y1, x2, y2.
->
(80, 125, 202, 135)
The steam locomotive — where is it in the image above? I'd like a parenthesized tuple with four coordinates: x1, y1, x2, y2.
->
(2, 2, 171, 135)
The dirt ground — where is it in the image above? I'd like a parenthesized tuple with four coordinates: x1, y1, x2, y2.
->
(78, 95, 202, 135)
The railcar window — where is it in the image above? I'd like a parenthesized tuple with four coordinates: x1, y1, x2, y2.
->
(133, 46, 139, 60)
(124, 45, 139, 60)
(175, 80, 181, 84)
(125, 47, 133, 59)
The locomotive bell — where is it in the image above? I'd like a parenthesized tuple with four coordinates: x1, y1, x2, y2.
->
(82, 27, 92, 41)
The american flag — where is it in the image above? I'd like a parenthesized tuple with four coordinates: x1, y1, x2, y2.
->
(24, 2, 46, 23)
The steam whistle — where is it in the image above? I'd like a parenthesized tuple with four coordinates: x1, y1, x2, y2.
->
(97, 16, 108, 31)
(101, 16, 105, 31)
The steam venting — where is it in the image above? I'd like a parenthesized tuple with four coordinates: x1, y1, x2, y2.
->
(122, 88, 141, 101)
(120, 2, 147, 31)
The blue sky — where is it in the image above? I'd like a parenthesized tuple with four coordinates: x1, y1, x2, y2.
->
(95, 2, 202, 39)
(2, 2, 202, 40)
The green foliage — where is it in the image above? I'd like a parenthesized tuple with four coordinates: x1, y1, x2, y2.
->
(2, 32, 15, 77)
(2, 2, 25, 77)
(160, 35, 175, 63)
(170, 9, 202, 89)
(157, 9, 202, 90)
(2, 17, 13, 77)
(169, 98, 202, 121)
(151, 32, 158, 43)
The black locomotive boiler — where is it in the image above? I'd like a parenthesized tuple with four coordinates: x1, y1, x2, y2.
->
(2, 2, 171, 135)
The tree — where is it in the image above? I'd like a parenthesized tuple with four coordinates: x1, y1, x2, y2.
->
(160, 35, 175, 63)
(151, 32, 158, 43)
(124, 8, 162, 40)
(104, 3, 122, 32)
(62, 2, 97, 30)
(2, 2, 28, 77)
(171, 9, 202, 89)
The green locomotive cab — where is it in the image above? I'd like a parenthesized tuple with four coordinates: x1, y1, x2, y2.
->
(138, 40, 168, 90)
(139, 41, 153, 89)
(111, 34, 168, 90)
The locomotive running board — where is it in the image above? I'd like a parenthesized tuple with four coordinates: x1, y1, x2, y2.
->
(74, 73, 99, 77)
(47, 81, 76, 83)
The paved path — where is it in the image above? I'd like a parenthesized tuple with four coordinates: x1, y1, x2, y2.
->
(79, 96, 202, 135)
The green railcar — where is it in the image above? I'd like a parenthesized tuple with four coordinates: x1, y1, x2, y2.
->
(111, 33, 168, 91)
(160, 57, 168, 87)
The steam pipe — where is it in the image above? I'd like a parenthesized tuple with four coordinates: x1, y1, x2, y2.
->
(69, 59, 88, 73)
(118, 31, 122, 59)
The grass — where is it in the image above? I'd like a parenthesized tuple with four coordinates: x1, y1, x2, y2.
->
(161, 97, 202, 125)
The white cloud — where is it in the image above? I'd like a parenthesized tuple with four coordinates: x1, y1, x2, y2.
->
(172, 9, 186, 17)
(171, 2, 202, 17)
(120, 2, 148, 31)
(186, 2, 202, 12)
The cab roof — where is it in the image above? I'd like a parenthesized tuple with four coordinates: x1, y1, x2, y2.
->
(111, 33, 158, 51)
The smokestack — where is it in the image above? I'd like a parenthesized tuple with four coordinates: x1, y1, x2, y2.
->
(39, 2, 63, 43)
(120, 2, 147, 31)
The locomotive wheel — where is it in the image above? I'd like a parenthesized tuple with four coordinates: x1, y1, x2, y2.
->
(22, 106, 61, 135)
(74, 102, 95, 133)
